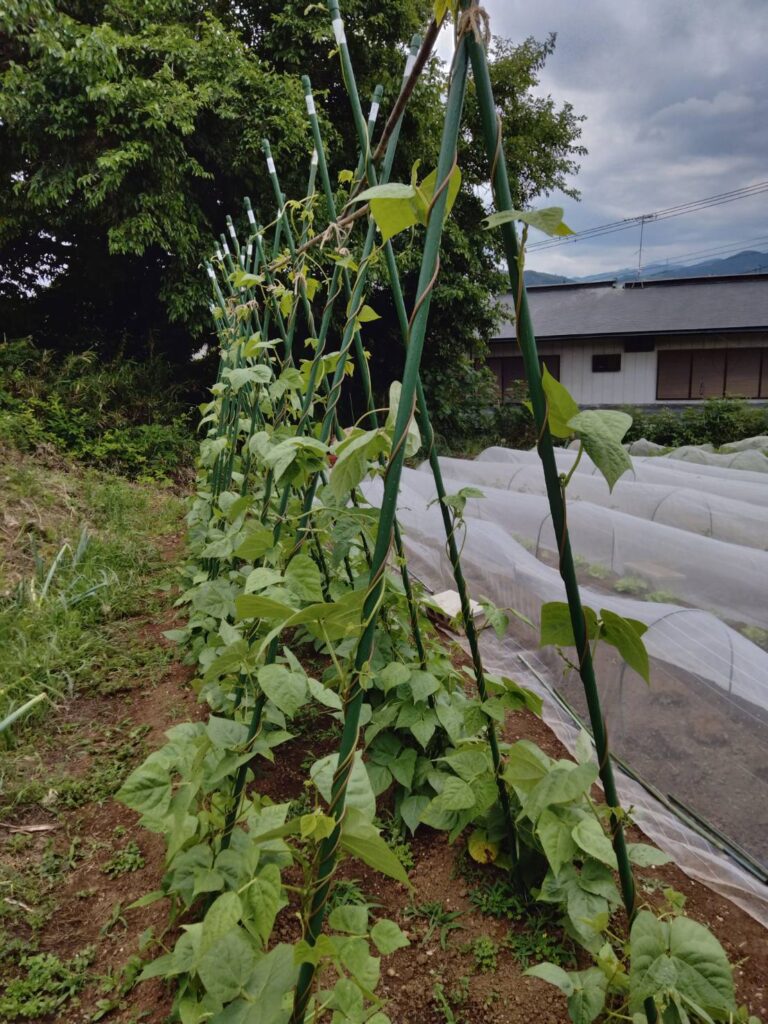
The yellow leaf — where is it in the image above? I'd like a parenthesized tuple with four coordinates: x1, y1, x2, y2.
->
(468, 828, 498, 864)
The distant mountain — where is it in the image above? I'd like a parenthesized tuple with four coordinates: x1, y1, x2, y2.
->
(523, 269, 571, 286)
(524, 248, 768, 286)
(642, 249, 768, 280)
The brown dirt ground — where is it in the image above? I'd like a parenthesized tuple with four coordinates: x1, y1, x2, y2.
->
(3, 601, 766, 1023)
(1, 581, 202, 1023)
(256, 705, 768, 1024)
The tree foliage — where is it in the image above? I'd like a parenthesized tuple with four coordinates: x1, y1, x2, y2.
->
(1, 1, 585, 435)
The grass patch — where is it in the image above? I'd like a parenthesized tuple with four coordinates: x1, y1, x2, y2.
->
(0, 719, 151, 815)
(102, 841, 145, 878)
(0, 948, 95, 1020)
(0, 448, 184, 731)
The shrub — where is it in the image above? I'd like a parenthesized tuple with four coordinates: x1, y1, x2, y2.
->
(0, 338, 195, 479)
(425, 363, 538, 455)
(625, 398, 768, 450)
(422, 358, 500, 450)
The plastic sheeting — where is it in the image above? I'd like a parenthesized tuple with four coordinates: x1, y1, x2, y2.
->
(362, 447, 768, 925)
(404, 472, 768, 627)
(721, 435, 768, 454)
(475, 445, 768, 506)
(662, 445, 768, 473)
(416, 456, 767, 550)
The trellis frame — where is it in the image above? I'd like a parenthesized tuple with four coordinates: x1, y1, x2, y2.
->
(201, 3, 655, 1020)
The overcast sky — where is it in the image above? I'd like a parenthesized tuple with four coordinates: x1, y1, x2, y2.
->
(440, 1, 768, 278)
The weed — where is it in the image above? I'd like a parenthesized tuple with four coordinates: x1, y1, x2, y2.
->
(482, 986, 501, 1010)
(613, 576, 649, 595)
(39, 838, 82, 883)
(469, 935, 498, 972)
(390, 840, 415, 872)
(663, 888, 687, 915)
(741, 625, 768, 650)
(646, 590, 680, 604)
(0, 947, 94, 1019)
(100, 901, 128, 936)
(469, 877, 526, 920)
(287, 785, 314, 820)
(448, 975, 470, 1009)
(326, 879, 370, 913)
(433, 973, 471, 1024)
(432, 982, 460, 1024)
(4, 833, 33, 854)
(376, 813, 416, 872)
(587, 563, 610, 580)
(102, 841, 145, 878)
(404, 900, 464, 949)
(504, 921, 576, 969)
(92, 955, 144, 1021)
(314, 723, 342, 743)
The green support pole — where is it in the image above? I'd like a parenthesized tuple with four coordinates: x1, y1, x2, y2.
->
(333, 14, 517, 851)
(290, 7, 471, 1019)
(302, 65, 428, 669)
(465, 20, 655, 1023)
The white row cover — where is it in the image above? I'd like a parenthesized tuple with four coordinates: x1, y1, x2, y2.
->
(419, 456, 767, 550)
(475, 445, 768, 506)
(362, 447, 768, 923)
(403, 470, 768, 627)
(661, 445, 768, 473)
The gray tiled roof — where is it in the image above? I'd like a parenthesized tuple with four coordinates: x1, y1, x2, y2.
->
(494, 274, 768, 340)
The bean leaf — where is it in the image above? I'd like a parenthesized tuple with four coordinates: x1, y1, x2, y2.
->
(600, 609, 650, 684)
(629, 911, 735, 1019)
(540, 601, 599, 647)
(568, 410, 633, 491)
(541, 365, 579, 438)
(484, 205, 574, 237)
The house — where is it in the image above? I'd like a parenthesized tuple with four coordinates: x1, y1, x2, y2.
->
(489, 273, 768, 406)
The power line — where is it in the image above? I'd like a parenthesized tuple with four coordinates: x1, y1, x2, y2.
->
(527, 180, 768, 252)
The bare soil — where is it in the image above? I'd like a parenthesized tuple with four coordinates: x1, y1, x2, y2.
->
(2, 563, 766, 1023)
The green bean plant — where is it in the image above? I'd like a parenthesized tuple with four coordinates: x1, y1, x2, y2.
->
(117, 3, 757, 1023)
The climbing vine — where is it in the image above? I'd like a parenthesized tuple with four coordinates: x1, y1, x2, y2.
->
(118, 3, 757, 1023)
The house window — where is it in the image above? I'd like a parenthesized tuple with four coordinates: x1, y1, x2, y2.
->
(592, 353, 621, 373)
(487, 355, 560, 400)
(691, 350, 726, 398)
(657, 348, 765, 400)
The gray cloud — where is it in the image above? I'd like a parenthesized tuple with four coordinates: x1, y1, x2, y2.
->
(467, 0, 768, 276)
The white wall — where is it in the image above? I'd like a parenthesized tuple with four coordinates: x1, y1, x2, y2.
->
(555, 345, 654, 405)
(535, 335, 765, 406)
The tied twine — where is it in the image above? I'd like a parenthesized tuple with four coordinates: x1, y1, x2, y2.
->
(456, 3, 491, 49)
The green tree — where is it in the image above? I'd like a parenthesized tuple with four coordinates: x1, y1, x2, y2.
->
(0, 0, 311, 353)
(1, 2, 585, 440)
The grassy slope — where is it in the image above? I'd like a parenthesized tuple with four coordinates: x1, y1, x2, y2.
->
(0, 445, 185, 724)
(0, 445, 191, 1022)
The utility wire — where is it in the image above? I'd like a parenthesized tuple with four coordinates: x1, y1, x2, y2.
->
(527, 180, 768, 251)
